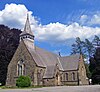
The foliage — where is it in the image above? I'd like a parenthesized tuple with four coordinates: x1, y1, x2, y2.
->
(84, 39, 95, 58)
(71, 36, 99, 79)
(89, 47, 100, 84)
(92, 35, 100, 46)
(85, 63, 91, 78)
(71, 37, 85, 55)
(16, 76, 31, 87)
(71, 35, 99, 59)
(0, 25, 21, 85)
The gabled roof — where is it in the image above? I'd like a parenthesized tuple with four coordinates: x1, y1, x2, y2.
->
(23, 40, 58, 78)
(23, 40, 80, 78)
(35, 46, 58, 66)
(58, 54, 80, 71)
(23, 40, 58, 66)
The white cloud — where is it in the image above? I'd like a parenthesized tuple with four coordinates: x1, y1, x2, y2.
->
(80, 15, 88, 25)
(34, 22, 100, 43)
(0, 3, 38, 29)
(0, 3, 100, 46)
(89, 12, 100, 25)
(79, 11, 100, 26)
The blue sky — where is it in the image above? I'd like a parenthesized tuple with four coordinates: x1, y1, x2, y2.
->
(1, 0, 100, 24)
(0, 0, 100, 56)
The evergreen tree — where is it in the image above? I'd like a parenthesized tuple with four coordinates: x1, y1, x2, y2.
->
(92, 35, 100, 46)
(89, 46, 100, 84)
(71, 36, 100, 80)
(71, 37, 85, 55)
(84, 39, 95, 58)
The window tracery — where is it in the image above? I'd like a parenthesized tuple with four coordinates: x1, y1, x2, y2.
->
(17, 59, 25, 76)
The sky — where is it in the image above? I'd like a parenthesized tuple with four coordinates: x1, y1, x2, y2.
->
(0, 0, 100, 56)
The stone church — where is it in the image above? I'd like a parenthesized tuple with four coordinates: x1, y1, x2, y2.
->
(6, 15, 89, 86)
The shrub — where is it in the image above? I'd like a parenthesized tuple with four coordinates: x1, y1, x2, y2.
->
(16, 76, 31, 87)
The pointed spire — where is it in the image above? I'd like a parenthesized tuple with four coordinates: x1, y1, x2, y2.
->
(21, 13, 33, 36)
(24, 13, 33, 35)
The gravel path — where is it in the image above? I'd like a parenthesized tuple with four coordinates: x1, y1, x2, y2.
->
(0, 85, 100, 92)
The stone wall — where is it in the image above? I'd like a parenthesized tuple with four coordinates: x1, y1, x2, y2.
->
(61, 70, 78, 85)
(36, 67, 46, 86)
(6, 41, 37, 86)
(78, 55, 89, 85)
(43, 78, 55, 86)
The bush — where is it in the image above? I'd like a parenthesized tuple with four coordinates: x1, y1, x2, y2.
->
(16, 76, 31, 87)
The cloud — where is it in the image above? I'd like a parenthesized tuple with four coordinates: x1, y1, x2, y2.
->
(80, 15, 88, 25)
(0, 3, 100, 46)
(89, 12, 100, 25)
(34, 22, 100, 44)
(0, 3, 38, 29)
(79, 11, 100, 26)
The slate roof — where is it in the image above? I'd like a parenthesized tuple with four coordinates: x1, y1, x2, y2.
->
(24, 40, 80, 78)
(58, 54, 80, 71)
(23, 40, 58, 78)
(43, 65, 55, 78)
(35, 46, 58, 66)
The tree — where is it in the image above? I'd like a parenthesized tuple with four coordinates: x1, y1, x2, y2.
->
(84, 39, 95, 58)
(89, 57, 96, 73)
(92, 35, 100, 46)
(85, 63, 91, 78)
(71, 37, 85, 55)
(71, 36, 99, 59)
(0, 25, 21, 85)
(89, 45, 100, 84)
(71, 36, 100, 80)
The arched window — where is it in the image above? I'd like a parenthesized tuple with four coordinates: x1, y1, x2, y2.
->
(17, 60, 25, 76)
(66, 73, 68, 80)
(72, 72, 75, 80)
